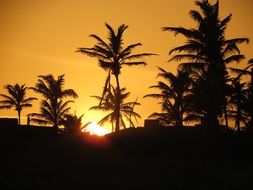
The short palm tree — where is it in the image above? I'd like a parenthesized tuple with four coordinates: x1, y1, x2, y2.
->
(144, 67, 191, 127)
(229, 59, 253, 130)
(30, 74, 78, 131)
(228, 77, 249, 132)
(61, 114, 83, 134)
(162, 0, 248, 132)
(77, 23, 155, 131)
(0, 84, 37, 125)
(90, 85, 141, 132)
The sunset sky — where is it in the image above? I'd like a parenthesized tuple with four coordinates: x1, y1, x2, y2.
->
(0, 0, 253, 129)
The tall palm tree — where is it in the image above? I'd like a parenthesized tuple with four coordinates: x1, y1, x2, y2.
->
(162, 0, 248, 133)
(90, 85, 141, 132)
(0, 84, 37, 125)
(30, 74, 78, 131)
(144, 67, 191, 127)
(77, 23, 155, 131)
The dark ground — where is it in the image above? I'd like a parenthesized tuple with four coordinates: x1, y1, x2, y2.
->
(0, 126, 252, 190)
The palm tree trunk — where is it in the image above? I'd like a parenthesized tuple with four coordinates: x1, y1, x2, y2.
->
(176, 96, 183, 127)
(235, 104, 241, 132)
(115, 74, 121, 132)
(111, 121, 114, 132)
(18, 110, 21, 125)
(224, 102, 229, 130)
(251, 67, 253, 125)
(251, 67, 253, 92)
(177, 106, 183, 127)
(179, 112, 183, 127)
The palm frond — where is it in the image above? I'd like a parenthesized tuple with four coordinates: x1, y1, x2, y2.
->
(61, 89, 78, 98)
(89, 105, 112, 112)
(178, 62, 206, 74)
(98, 113, 113, 126)
(120, 43, 142, 57)
(229, 67, 250, 76)
(162, 27, 199, 39)
(224, 54, 245, 64)
(169, 54, 205, 62)
(143, 94, 164, 99)
(220, 14, 232, 29)
(225, 38, 249, 45)
(29, 113, 51, 125)
(89, 34, 112, 52)
(23, 97, 38, 103)
(0, 105, 12, 109)
(189, 10, 204, 24)
(0, 94, 13, 101)
(121, 61, 147, 66)
(99, 60, 112, 70)
(76, 48, 111, 60)
(123, 53, 157, 61)
(169, 43, 200, 55)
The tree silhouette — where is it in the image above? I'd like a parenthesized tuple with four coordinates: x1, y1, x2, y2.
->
(77, 23, 155, 131)
(230, 59, 253, 132)
(90, 85, 141, 132)
(228, 77, 248, 132)
(0, 84, 37, 125)
(144, 67, 191, 127)
(30, 74, 78, 131)
(61, 114, 83, 134)
(162, 0, 248, 133)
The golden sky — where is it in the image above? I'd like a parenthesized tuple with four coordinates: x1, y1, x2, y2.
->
(0, 0, 253, 128)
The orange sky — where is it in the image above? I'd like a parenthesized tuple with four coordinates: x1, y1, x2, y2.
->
(0, 0, 253, 128)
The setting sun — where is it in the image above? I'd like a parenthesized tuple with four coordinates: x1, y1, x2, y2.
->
(83, 122, 110, 136)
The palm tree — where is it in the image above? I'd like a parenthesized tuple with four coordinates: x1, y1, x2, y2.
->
(162, 0, 248, 133)
(61, 114, 83, 134)
(144, 67, 191, 127)
(0, 84, 37, 125)
(230, 58, 253, 129)
(90, 85, 141, 132)
(227, 77, 249, 132)
(30, 74, 78, 131)
(77, 23, 155, 131)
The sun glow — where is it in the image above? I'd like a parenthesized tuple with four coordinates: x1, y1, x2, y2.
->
(83, 122, 110, 136)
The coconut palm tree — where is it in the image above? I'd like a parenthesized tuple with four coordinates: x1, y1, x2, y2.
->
(30, 74, 78, 131)
(0, 84, 37, 125)
(77, 23, 155, 131)
(230, 58, 253, 130)
(90, 85, 141, 132)
(61, 114, 83, 134)
(162, 0, 248, 133)
(227, 77, 249, 132)
(144, 67, 191, 127)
